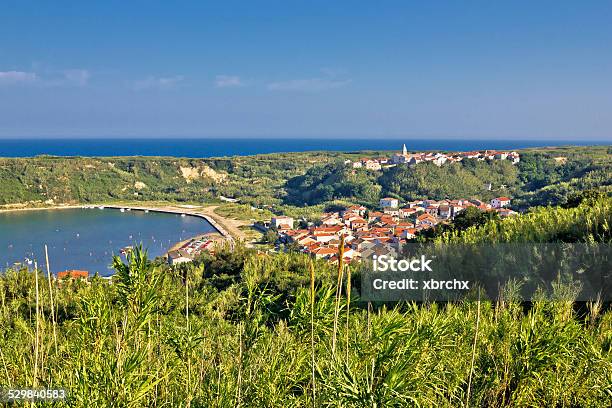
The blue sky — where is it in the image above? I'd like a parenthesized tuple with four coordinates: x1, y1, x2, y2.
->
(1, 1, 611, 140)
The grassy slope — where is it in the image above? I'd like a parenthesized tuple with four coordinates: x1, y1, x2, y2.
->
(1, 146, 609, 212)
(0, 152, 344, 208)
(1, 199, 611, 406)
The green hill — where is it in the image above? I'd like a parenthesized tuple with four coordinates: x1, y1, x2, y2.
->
(284, 146, 611, 208)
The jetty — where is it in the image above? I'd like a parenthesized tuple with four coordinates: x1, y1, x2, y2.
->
(99, 205, 234, 243)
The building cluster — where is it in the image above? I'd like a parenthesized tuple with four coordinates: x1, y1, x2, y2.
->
(273, 196, 515, 263)
(348, 145, 520, 169)
(167, 237, 216, 265)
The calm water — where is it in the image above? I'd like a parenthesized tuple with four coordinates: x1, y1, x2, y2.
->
(0, 138, 609, 158)
(0, 208, 216, 276)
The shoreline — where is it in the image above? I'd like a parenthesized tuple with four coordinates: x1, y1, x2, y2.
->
(0, 204, 87, 213)
(0, 203, 230, 236)
(1, 202, 246, 241)
(0, 203, 237, 262)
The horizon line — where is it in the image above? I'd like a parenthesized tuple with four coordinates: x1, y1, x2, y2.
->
(0, 135, 610, 141)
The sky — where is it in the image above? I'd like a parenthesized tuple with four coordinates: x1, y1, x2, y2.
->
(0, 1, 611, 140)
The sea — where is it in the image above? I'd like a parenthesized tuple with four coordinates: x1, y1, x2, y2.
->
(0, 208, 216, 276)
(0, 138, 609, 158)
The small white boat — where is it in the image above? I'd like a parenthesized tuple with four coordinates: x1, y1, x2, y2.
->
(120, 208, 125, 213)
(98, 206, 105, 210)
(120, 246, 133, 255)
(144, 209, 149, 213)
(181, 213, 186, 217)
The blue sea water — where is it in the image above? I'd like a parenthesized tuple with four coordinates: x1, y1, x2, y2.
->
(0, 138, 608, 158)
(0, 208, 216, 276)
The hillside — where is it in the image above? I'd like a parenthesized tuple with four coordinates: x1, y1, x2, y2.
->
(1, 199, 611, 406)
(0, 152, 341, 208)
(0, 146, 609, 213)
(285, 146, 611, 208)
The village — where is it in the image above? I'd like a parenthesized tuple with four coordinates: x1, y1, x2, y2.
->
(347, 144, 520, 170)
(269, 195, 515, 263)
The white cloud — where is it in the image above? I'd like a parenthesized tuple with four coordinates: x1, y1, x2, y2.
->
(0, 68, 90, 87)
(0, 71, 38, 85)
(132, 75, 185, 90)
(215, 75, 242, 88)
(62, 69, 90, 86)
(267, 77, 351, 92)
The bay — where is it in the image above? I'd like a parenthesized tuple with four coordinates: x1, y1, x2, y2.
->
(0, 208, 216, 276)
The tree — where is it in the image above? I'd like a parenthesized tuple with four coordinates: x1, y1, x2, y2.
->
(263, 229, 279, 244)
(563, 189, 607, 208)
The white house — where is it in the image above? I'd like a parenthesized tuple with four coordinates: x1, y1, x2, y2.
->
(399, 207, 417, 218)
(379, 197, 399, 209)
(438, 205, 452, 219)
(508, 152, 521, 164)
(168, 250, 192, 265)
(271, 215, 294, 229)
(491, 197, 511, 209)
(363, 160, 382, 170)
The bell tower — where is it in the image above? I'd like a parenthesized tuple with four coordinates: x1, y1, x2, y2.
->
(402, 143, 408, 155)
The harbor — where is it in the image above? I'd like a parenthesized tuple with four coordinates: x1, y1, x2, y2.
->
(0, 205, 227, 276)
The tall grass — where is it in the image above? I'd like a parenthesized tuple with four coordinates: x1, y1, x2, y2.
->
(0, 198, 610, 406)
(0, 248, 610, 407)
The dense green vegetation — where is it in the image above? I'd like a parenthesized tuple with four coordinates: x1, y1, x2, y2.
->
(514, 147, 612, 207)
(285, 162, 381, 206)
(1, 146, 609, 214)
(284, 146, 611, 208)
(437, 195, 611, 244)
(413, 189, 609, 243)
(380, 159, 518, 202)
(1, 198, 611, 406)
(0, 152, 341, 208)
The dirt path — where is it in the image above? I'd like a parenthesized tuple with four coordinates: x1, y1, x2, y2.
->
(193, 205, 250, 242)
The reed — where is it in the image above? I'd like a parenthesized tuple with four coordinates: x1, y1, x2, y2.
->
(466, 290, 481, 406)
(185, 269, 191, 407)
(344, 265, 351, 365)
(33, 261, 40, 390)
(331, 235, 345, 357)
(44, 245, 58, 355)
(309, 260, 316, 407)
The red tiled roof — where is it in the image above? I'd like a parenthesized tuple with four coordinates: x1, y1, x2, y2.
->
(57, 270, 89, 279)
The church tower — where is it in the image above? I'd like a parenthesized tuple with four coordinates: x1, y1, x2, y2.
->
(402, 143, 408, 155)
